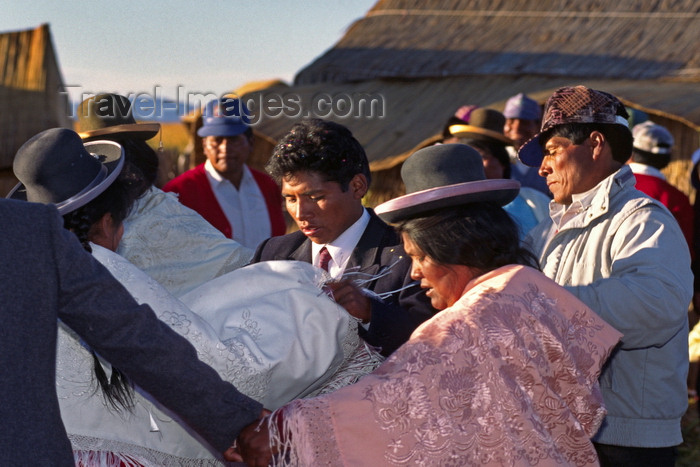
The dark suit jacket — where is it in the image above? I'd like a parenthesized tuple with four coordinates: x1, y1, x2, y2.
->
(252, 209, 436, 356)
(0, 199, 262, 466)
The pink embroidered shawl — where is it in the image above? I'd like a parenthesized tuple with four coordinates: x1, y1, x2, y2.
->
(272, 265, 622, 466)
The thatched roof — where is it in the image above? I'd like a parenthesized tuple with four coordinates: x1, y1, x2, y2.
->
(0, 23, 70, 191)
(247, 77, 699, 163)
(233, 0, 699, 203)
(296, 0, 700, 85)
(242, 75, 698, 199)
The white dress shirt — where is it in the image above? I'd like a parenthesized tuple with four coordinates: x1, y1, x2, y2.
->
(628, 162, 666, 180)
(204, 160, 271, 250)
(311, 208, 371, 280)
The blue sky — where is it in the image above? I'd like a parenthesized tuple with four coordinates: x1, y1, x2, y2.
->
(2, 1, 376, 102)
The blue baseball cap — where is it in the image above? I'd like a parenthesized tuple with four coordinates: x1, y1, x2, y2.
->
(197, 97, 250, 138)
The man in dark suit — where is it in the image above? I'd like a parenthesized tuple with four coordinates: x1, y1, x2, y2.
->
(0, 198, 263, 465)
(251, 119, 435, 356)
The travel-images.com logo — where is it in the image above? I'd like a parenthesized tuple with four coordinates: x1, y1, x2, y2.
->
(63, 85, 386, 123)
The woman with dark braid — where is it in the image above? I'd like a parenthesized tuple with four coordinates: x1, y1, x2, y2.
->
(9, 126, 138, 414)
(9, 128, 381, 466)
(60, 160, 139, 411)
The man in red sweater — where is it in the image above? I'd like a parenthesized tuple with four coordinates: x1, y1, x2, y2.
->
(627, 121, 693, 252)
(164, 97, 285, 249)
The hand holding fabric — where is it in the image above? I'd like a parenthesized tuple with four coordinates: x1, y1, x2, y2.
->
(224, 409, 273, 465)
(324, 279, 371, 323)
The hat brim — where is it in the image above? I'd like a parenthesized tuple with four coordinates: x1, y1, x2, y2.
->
(448, 124, 513, 145)
(517, 134, 544, 167)
(375, 179, 520, 224)
(78, 123, 160, 142)
(7, 140, 125, 214)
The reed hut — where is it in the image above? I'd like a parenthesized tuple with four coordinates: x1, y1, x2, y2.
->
(240, 0, 700, 205)
(0, 24, 70, 195)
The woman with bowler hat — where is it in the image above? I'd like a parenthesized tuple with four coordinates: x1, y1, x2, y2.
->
(232, 143, 622, 466)
(9, 128, 382, 465)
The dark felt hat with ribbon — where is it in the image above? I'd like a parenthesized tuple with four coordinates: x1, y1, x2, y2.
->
(375, 144, 520, 223)
(7, 128, 124, 214)
(76, 93, 160, 142)
(448, 108, 513, 146)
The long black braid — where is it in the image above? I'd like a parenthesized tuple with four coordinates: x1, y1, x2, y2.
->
(62, 172, 137, 412)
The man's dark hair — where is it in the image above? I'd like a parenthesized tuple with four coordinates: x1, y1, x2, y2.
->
(631, 148, 671, 171)
(266, 119, 371, 190)
(542, 123, 633, 164)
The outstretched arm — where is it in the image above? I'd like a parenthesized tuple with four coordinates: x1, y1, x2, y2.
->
(52, 209, 263, 452)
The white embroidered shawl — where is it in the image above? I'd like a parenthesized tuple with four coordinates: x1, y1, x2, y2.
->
(116, 187, 253, 297)
(58, 247, 382, 466)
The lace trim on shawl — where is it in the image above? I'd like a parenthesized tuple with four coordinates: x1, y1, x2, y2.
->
(270, 398, 340, 467)
(309, 269, 385, 397)
(306, 341, 384, 398)
(266, 342, 383, 467)
(117, 187, 253, 297)
(84, 249, 276, 403)
(71, 434, 226, 467)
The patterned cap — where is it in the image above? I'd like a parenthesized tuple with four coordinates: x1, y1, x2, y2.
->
(518, 85, 630, 167)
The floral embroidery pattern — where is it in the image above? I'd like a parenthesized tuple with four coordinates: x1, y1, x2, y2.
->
(273, 265, 621, 466)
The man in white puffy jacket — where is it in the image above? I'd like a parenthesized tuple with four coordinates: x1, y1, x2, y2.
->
(520, 85, 692, 467)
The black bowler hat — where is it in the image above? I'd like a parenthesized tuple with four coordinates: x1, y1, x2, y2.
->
(8, 128, 124, 214)
(375, 144, 520, 223)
